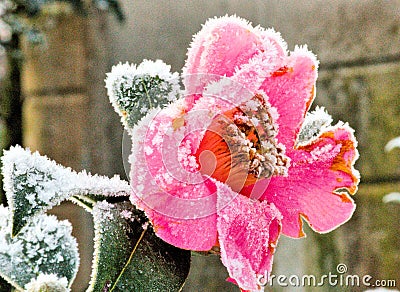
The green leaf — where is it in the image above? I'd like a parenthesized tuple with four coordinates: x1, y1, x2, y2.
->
(1, 146, 130, 236)
(105, 60, 181, 131)
(88, 201, 191, 292)
(0, 205, 79, 291)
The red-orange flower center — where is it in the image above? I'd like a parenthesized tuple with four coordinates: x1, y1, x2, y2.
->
(195, 94, 289, 193)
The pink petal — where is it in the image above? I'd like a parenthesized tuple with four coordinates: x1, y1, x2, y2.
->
(260, 46, 318, 151)
(216, 181, 282, 291)
(183, 16, 258, 82)
(142, 201, 218, 251)
(246, 124, 359, 238)
(129, 105, 219, 250)
(183, 15, 287, 107)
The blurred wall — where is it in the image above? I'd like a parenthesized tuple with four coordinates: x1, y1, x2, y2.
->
(21, 1, 400, 291)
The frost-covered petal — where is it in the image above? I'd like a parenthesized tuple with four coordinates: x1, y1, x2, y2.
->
(248, 124, 359, 237)
(216, 182, 281, 291)
(139, 205, 217, 251)
(183, 16, 258, 86)
(183, 15, 287, 106)
(129, 104, 218, 250)
(260, 46, 318, 150)
(130, 178, 218, 250)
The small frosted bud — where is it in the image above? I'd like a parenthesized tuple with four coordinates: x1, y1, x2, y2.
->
(105, 59, 181, 131)
(25, 274, 70, 292)
(297, 106, 333, 144)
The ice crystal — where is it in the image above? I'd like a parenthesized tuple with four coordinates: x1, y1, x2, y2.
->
(0, 206, 79, 291)
(105, 59, 181, 131)
(1, 145, 130, 236)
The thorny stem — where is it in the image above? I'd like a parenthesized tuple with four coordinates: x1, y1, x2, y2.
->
(110, 227, 147, 291)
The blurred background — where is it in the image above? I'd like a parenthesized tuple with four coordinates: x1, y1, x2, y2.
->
(0, 0, 399, 291)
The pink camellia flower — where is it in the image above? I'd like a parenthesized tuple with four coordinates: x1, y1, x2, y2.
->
(129, 16, 359, 291)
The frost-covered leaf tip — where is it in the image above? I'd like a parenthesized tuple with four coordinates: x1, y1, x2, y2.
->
(105, 59, 181, 131)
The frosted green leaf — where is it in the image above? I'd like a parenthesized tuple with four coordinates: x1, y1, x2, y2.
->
(105, 59, 181, 131)
(88, 201, 190, 292)
(0, 205, 79, 291)
(1, 146, 130, 236)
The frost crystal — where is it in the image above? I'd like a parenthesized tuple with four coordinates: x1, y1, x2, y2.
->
(0, 206, 79, 291)
(1, 145, 130, 236)
(25, 273, 69, 292)
(297, 106, 333, 144)
(105, 59, 181, 131)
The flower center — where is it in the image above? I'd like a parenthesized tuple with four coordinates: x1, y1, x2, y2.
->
(195, 94, 289, 193)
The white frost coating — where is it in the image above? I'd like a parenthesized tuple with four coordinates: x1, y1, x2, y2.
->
(88, 201, 123, 291)
(25, 273, 70, 292)
(105, 60, 180, 96)
(0, 205, 79, 290)
(136, 59, 179, 80)
(129, 107, 160, 166)
(297, 106, 333, 145)
(1, 145, 130, 232)
(202, 77, 253, 113)
(291, 44, 320, 69)
(93, 200, 115, 221)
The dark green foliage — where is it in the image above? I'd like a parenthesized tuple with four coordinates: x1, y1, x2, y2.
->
(0, 277, 12, 292)
(89, 202, 191, 292)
